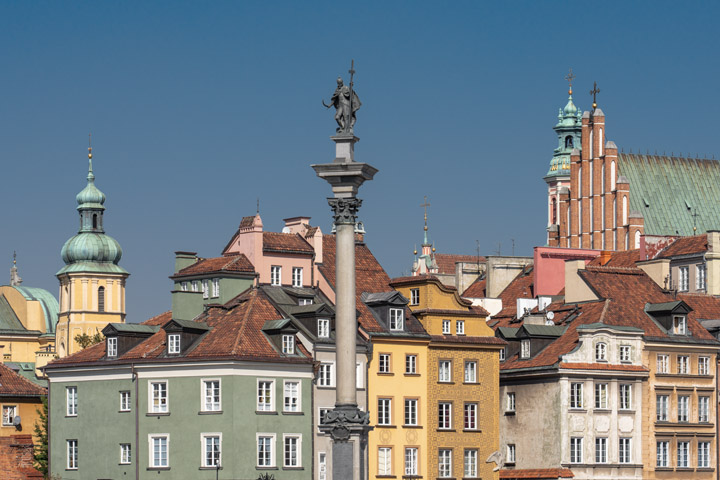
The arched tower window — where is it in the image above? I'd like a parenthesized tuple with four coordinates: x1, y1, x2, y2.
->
(635, 230, 641, 249)
(93, 214, 98, 229)
(590, 131, 594, 159)
(551, 197, 557, 225)
(623, 196, 628, 225)
(599, 128, 604, 156)
(611, 161, 616, 190)
(565, 136, 573, 149)
(98, 286, 105, 312)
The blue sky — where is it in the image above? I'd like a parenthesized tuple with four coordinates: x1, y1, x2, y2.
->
(2, 1, 719, 322)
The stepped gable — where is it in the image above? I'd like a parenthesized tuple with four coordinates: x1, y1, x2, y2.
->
(587, 249, 640, 267)
(655, 234, 708, 258)
(462, 277, 486, 298)
(0, 363, 46, 396)
(433, 253, 484, 275)
(262, 232, 314, 254)
(172, 253, 254, 277)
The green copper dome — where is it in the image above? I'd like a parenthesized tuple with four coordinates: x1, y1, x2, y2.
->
(545, 89, 582, 179)
(562, 95, 578, 117)
(75, 161, 106, 211)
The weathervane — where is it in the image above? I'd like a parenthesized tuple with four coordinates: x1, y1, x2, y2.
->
(323, 60, 362, 135)
(421, 196, 430, 232)
(590, 81, 601, 109)
(565, 68, 576, 95)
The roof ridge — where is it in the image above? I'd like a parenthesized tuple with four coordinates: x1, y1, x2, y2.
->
(233, 289, 257, 355)
(585, 265, 644, 274)
(0, 363, 46, 395)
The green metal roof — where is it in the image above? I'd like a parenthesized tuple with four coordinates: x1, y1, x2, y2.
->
(105, 323, 160, 334)
(522, 324, 566, 337)
(645, 301, 685, 313)
(0, 294, 26, 331)
(577, 322, 644, 333)
(262, 319, 291, 331)
(170, 319, 211, 331)
(5, 362, 47, 387)
(618, 154, 720, 236)
(497, 327, 519, 339)
(13, 286, 59, 334)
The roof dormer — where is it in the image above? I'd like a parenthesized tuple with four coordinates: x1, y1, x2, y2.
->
(161, 319, 211, 356)
(362, 291, 410, 332)
(101, 323, 161, 359)
(645, 300, 692, 336)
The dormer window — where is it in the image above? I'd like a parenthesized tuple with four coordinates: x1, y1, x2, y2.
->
(673, 316, 687, 335)
(299, 298, 313, 306)
(282, 335, 295, 354)
(317, 319, 330, 338)
(389, 308, 404, 331)
(520, 339, 530, 359)
(211, 278, 220, 298)
(168, 334, 181, 354)
(595, 342, 607, 361)
(107, 337, 117, 357)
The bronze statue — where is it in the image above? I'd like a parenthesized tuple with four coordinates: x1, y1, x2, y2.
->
(323, 61, 361, 134)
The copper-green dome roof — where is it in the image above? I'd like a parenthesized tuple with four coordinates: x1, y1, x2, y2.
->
(75, 159, 106, 211)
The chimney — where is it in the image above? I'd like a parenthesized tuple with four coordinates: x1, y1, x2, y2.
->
(599, 250, 612, 266)
(565, 260, 598, 304)
(706, 231, 720, 295)
(174, 251, 198, 274)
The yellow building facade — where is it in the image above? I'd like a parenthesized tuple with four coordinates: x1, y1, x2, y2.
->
(392, 276, 504, 480)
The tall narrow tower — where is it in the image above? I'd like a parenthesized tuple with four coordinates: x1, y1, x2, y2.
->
(545, 74, 582, 247)
(55, 145, 129, 357)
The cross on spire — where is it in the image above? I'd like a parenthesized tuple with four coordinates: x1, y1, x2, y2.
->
(565, 68, 576, 95)
(590, 81, 601, 109)
(691, 208, 700, 233)
(420, 196, 430, 232)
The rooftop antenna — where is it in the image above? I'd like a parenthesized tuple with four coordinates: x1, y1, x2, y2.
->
(494, 242, 502, 256)
(257, 197, 260, 214)
(511, 238, 515, 256)
(476, 240, 481, 270)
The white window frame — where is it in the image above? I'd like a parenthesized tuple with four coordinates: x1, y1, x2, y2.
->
(678, 266, 689, 292)
(464, 449, 478, 478)
(699, 396, 710, 422)
(318, 363, 334, 387)
(318, 407, 331, 429)
(378, 353, 391, 373)
(257, 379, 274, 412)
(257, 433, 275, 467)
(378, 447, 392, 476)
(211, 278, 220, 298)
(120, 443, 131, 465)
(678, 395, 690, 422)
(181, 281, 188, 292)
(282, 334, 295, 354)
(674, 315, 687, 335)
(438, 402, 452, 429)
(2, 405, 17, 426)
(442, 319, 451, 334)
(192, 280, 200, 292)
(499, 348, 506, 361)
(595, 383, 608, 409)
(318, 452, 327, 480)
(405, 447, 418, 476)
(520, 339, 530, 359)
(570, 382, 583, 409)
(438, 449, 452, 478)
(389, 308, 404, 331)
(595, 437, 608, 463)
(699, 356, 710, 375)
(698, 441, 710, 468)
(67, 439, 78, 470)
(456, 320, 465, 335)
(677, 440, 689, 468)
(270, 266, 281, 286)
(202, 379, 221, 412)
(657, 354, 669, 373)
(149, 434, 169, 468)
(292, 267, 303, 287)
(697, 264, 707, 291)
(377, 398, 392, 425)
(405, 354, 417, 374)
(410, 288, 419, 306)
(506, 444, 516, 464)
(67, 386, 78, 416)
(148, 381, 168, 413)
(595, 342, 607, 361)
(201, 433, 222, 468)
(107, 337, 117, 357)
(656, 440, 669, 467)
(168, 334, 181, 355)
(439, 360, 452, 383)
(464, 361, 477, 383)
(404, 398, 418, 426)
(619, 437, 631, 464)
(283, 380, 300, 412)
(619, 345, 631, 362)
(464, 403, 478, 430)
(120, 391, 131, 412)
(202, 279, 209, 299)
(283, 434, 302, 468)
(619, 384, 632, 410)
(657, 394, 669, 421)
(570, 437, 583, 463)
(678, 355, 689, 374)
(317, 319, 330, 338)
(506, 392, 516, 412)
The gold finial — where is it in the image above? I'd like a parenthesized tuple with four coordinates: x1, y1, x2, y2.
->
(565, 68, 575, 95)
(88, 133, 93, 159)
(13, 251, 16, 266)
(590, 81, 600, 109)
(421, 196, 430, 231)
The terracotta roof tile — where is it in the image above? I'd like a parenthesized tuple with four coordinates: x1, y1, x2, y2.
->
(430, 334, 506, 345)
(656, 234, 708, 258)
(262, 232, 314, 254)
(433, 253, 484, 275)
(500, 468, 574, 479)
(587, 249, 640, 267)
(239, 216, 255, 228)
(142, 311, 172, 326)
(172, 253, 254, 277)
(462, 277, 486, 298)
(679, 293, 720, 320)
(0, 363, 46, 396)
(493, 267, 535, 319)
(412, 307, 490, 317)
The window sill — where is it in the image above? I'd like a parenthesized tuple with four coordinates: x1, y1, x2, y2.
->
(436, 429, 456, 432)
(438, 382, 455, 385)
(568, 408, 587, 413)
(119, 463, 131, 466)
(593, 409, 611, 413)
(463, 382, 479, 385)
(504, 411, 516, 416)
(65, 469, 79, 471)
(256, 466, 278, 470)
(145, 412, 170, 417)
(655, 467, 673, 471)
(462, 428, 482, 433)
(199, 466, 222, 470)
(198, 410, 223, 415)
(282, 411, 304, 415)
(403, 424, 422, 429)
(147, 467, 171, 471)
(378, 372, 395, 376)
(618, 409, 636, 414)
(65, 415, 78, 418)
(282, 466, 305, 470)
(376, 424, 397, 428)
(376, 476, 397, 479)
(256, 410, 278, 415)
(404, 373, 421, 377)
(118, 410, 131, 414)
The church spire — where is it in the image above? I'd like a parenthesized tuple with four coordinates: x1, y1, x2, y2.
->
(10, 251, 22, 286)
(546, 70, 582, 179)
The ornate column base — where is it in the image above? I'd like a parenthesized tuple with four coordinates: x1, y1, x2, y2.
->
(319, 405, 373, 480)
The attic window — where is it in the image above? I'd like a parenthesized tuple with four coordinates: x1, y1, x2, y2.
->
(317, 319, 330, 338)
(107, 337, 117, 357)
(389, 308, 404, 331)
(673, 316, 687, 335)
(299, 298, 313, 306)
(595, 342, 607, 361)
(282, 335, 295, 354)
(168, 334, 181, 354)
(520, 339, 530, 359)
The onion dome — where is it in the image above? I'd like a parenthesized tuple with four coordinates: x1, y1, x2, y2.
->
(75, 156, 106, 211)
(546, 84, 582, 180)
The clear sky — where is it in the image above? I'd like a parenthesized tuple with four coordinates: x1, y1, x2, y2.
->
(2, 1, 719, 322)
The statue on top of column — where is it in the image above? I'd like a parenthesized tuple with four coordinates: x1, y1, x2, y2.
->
(323, 61, 361, 135)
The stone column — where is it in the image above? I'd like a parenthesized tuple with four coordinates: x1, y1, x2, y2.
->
(313, 134, 377, 480)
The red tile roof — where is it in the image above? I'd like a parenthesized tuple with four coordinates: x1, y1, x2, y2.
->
(587, 249, 640, 267)
(142, 311, 172, 326)
(262, 232, 314, 254)
(462, 277, 486, 298)
(433, 253, 484, 275)
(172, 253, 254, 277)
(493, 267, 535, 319)
(0, 363, 45, 396)
(678, 293, 720, 320)
(500, 468, 574, 479)
(412, 307, 490, 317)
(656, 234, 708, 258)
(239, 216, 255, 228)
(430, 334, 506, 345)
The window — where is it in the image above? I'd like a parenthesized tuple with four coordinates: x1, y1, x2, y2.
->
(299, 298, 312, 305)
(699, 441, 710, 468)
(271, 266, 281, 286)
(438, 402, 452, 429)
(202, 279, 209, 299)
(67, 386, 78, 416)
(656, 441, 669, 467)
(678, 355, 689, 374)
(619, 438, 631, 464)
(212, 278, 219, 298)
(317, 319, 330, 338)
(107, 337, 117, 357)
(674, 315, 687, 335)
(570, 382, 583, 409)
(678, 395, 689, 422)
(379, 354, 391, 373)
(697, 396, 710, 423)
(389, 308, 404, 330)
(657, 354, 669, 373)
(657, 395, 669, 421)
(506, 392, 516, 412)
(192, 280, 200, 292)
(98, 286, 105, 312)
(595, 437, 607, 463)
(464, 403, 478, 430)
(410, 288, 419, 305)
(356, 362, 363, 389)
(378, 447, 392, 475)
(595, 383, 608, 409)
(378, 398, 391, 425)
(464, 361, 477, 383)
(506, 444, 516, 464)
(203, 435, 221, 467)
(284, 435, 301, 467)
(619, 384, 632, 410)
(438, 449, 452, 477)
(282, 335, 295, 354)
(168, 334, 181, 354)
(439, 360, 452, 382)
(405, 399, 418, 426)
(697, 264, 707, 291)
(570, 437, 583, 463)
(464, 449, 478, 477)
(520, 339, 530, 359)
(120, 443, 131, 465)
(67, 439, 78, 469)
(203, 380, 220, 411)
(284, 381, 300, 412)
(290, 267, 303, 288)
(405, 354, 417, 374)
(181, 281, 188, 291)
(499, 348, 506, 361)
(120, 391, 131, 412)
(405, 447, 418, 476)
(619, 345, 631, 362)
(257, 380, 273, 411)
(677, 441, 689, 468)
(678, 266, 689, 291)
(699, 356, 710, 375)
(318, 363, 333, 387)
(595, 342, 607, 361)
(456, 320, 465, 335)
(319, 452, 327, 480)
(150, 435, 168, 468)
(2, 405, 16, 426)
(257, 435, 274, 467)
(442, 320, 451, 334)
(150, 382, 168, 413)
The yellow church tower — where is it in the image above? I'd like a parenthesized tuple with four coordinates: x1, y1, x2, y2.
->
(55, 144, 129, 358)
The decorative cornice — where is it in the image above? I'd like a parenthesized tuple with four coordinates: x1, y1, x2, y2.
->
(318, 405, 372, 441)
(328, 197, 362, 225)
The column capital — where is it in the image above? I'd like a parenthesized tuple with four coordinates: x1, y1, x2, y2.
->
(328, 197, 363, 225)
(318, 405, 373, 442)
